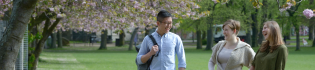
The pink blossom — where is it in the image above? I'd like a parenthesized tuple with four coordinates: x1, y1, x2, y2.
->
(285, 3, 293, 9)
(0, 11, 3, 15)
(279, 3, 293, 12)
(151, 10, 156, 16)
(182, 15, 187, 18)
(173, 23, 180, 29)
(120, 18, 126, 23)
(84, 29, 89, 32)
(89, 3, 96, 7)
(165, 4, 170, 8)
(62, 28, 66, 31)
(180, 1, 185, 7)
(130, 22, 135, 27)
(192, 3, 200, 9)
(192, 17, 198, 20)
(130, 13, 134, 17)
(212, 0, 217, 4)
(253, 5, 260, 8)
(137, 32, 141, 35)
(4, 8, 8, 11)
(140, 8, 144, 12)
(303, 9, 314, 19)
(153, 22, 157, 26)
(57, 14, 65, 18)
(123, 7, 128, 12)
(93, 29, 97, 32)
(152, 2, 156, 7)
(139, 25, 145, 29)
(49, 8, 54, 11)
(56, 24, 62, 30)
(102, 6, 109, 11)
(134, 1, 140, 9)
(191, 12, 196, 16)
(175, 11, 179, 14)
(61, 0, 66, 3)
(279, 8, 286, 12)
(82, 1, 86, 4)
(175, 23, 180, 27)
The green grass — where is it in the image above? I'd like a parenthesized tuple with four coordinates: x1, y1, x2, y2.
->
(69, 41, 88, 43)
(287, 39, 312, 41)
(287, 40, 313, 46)
(290, 36, 309, 39)
(38, 45, 315, 70)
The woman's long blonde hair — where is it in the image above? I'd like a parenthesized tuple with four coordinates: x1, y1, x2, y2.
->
(260, 21, 284, 53)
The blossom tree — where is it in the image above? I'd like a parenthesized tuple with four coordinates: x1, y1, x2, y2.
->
(303, 9, 315, 19)
(0, 0, 38, 70)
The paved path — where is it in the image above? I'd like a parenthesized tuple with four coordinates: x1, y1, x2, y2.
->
(69, 42, 310, 47)
(69, 43, 115, 47)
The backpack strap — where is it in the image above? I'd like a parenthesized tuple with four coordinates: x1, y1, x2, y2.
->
(149, 35, 158, 45)
(148, 35, 160, 56)
(146, 35, 160, 70)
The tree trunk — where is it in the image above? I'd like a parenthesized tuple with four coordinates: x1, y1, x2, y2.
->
(312, 0, 315, 47)
(284, 23, 293, 43)
(145, 25, 150, 36)
(290, 16, 300, 51)
(295, 25, 300, 51)
(202, 30, 206, 40)
(258, 0, 268, 45)
(246, 30, 252, 46)
(244, 18, 252, 46)
(196, 30, 202, 49)
(313, 35, 315, 47)
(312, 22, 315, 47)
(51, 33, 57, 48)
(181, 29, 183, 38)
(287, 31, 291, 40)
(99, 30, 108, 50)
(0, 0, 38, 69)
(31, 18, 61, 70)
(309, 20, 314, 40)
(118, 29, 125, 46)
(192, 32, 195, 43)
(57, 29, 62, 48)
(251, 9, 258, 47)
(129, 27, 139, 51)
(258, 30, 264, 45)
(205, 22, 213, 50)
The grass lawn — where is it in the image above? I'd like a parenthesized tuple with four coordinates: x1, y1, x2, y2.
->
(69, 41, 89, 43)
(287, 39, 313, 46)
(38, 45, 315, 70)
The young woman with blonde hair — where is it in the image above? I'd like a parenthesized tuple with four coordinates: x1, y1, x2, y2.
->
(208, 19, 255, 70)
(250, 21, 288, 70)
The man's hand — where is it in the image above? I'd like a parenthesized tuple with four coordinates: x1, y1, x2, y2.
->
(179, 67, 185, 70)
(149, 45, 159, 55)
(141, 45, 159, 63)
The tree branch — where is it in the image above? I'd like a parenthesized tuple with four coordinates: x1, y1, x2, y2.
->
(48, 18, 62, 34)
(29, 9, 57, 31)
(22, 0, 38, 8)
(277, 0, 280, 10)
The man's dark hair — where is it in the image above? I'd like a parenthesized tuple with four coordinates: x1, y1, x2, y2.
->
(157, 10, 172, 22)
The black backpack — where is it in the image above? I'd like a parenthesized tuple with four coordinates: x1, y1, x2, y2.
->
(135, 35, 160, 70)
